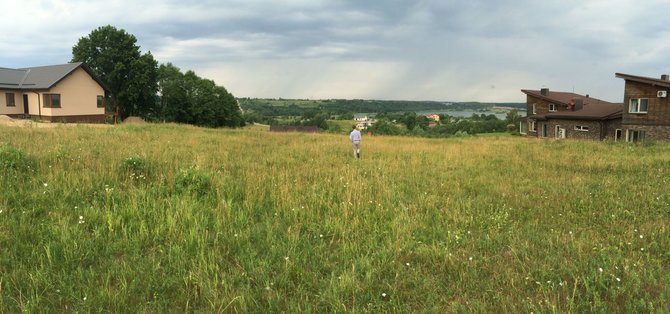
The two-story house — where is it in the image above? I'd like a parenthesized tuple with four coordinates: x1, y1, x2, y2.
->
(521, 88, 623, 140)
(615, 73, 670, 141)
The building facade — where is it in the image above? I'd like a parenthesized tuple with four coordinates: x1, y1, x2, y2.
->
(615, 73, 670, 141)
(0, 63, 108, 123)
(521, 88, 622, 140)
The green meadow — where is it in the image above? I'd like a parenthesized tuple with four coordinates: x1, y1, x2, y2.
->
(1, 123, 668, 312)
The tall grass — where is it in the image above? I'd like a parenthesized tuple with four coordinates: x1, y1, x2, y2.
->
(0, 124, 668, 312)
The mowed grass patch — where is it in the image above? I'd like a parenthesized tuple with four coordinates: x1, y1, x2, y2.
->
(0, 124, 668, 312)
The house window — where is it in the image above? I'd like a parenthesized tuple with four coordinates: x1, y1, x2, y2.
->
(532, 103, 537, 114)
(529, 120, 536, 132)
(615, 129, 622, 141)
(629, 98, 648, 113)
(627, 130, 645, 142)
(97, 95, 105, 108)
(43, 94, 61, 108)
(574, 125, 589, 132)
(549, 103, 557, 112)
(5, 93, 15, 107)
(542, 124, 548, 137)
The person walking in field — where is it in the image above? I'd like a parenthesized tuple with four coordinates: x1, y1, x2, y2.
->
(349, 124, 361, 159)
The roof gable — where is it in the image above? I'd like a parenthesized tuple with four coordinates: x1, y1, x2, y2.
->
(522, 89, 622, 121)
(19, 63, 82, 89)
(521, 89, 612, 106)
(615, 73, 670, 88)
(0, 63, 109, 92)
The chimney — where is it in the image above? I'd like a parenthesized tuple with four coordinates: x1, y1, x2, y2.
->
(573, 99, 583, 111)
(661, 74, 669, 81)
(586, 94, 589, 98)
(540, 88, 549, 96)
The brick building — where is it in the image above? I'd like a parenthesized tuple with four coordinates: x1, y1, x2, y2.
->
(520, 88, 622, 140)
(615, 73, 670, 141)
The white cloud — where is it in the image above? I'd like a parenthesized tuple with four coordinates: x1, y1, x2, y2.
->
(2, 0, 669, 102)
(196, 59, 409, 100)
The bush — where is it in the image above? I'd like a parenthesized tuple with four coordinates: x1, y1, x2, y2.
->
(120, 155, 152, 181)
(175, 166, 212, 196)
(0, 145, 36, 174)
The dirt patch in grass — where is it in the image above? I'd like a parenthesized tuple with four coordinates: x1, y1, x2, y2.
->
(123, 116, 146, 124)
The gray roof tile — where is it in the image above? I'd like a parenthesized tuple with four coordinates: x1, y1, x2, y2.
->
(0, 62, 107, 92)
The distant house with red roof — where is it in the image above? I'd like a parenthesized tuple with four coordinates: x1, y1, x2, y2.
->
(521, 88, 622, 140)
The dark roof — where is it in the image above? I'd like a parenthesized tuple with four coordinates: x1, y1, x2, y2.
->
(0, 67, 30, 89)
(521, 89, 612, 106)
(615, 73, 670, 88)
(522, 89, 622, 121)
(0, 62, 109, 92)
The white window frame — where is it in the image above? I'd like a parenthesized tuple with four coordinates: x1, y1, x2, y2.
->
(629, 98, 648, 113)
(532, 103, 537, 114)
(529, 120, 536, 132)
(574, 125, 589, 132)
(555, 125, 565, 139)
(549, 103, 557, 112)
(626, 129, 646, 142)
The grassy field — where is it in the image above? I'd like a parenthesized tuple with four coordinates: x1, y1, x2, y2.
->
(0, 123, 668, 312)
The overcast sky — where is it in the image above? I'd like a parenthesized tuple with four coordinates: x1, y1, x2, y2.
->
(2, 0, 670, 102)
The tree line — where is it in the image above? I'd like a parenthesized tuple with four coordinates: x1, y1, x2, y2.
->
(71, 25, 244, 128)
(238, 98, 525, 118)
(367, 111, 522, 137)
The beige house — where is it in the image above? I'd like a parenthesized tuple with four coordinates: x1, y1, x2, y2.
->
(0, 62, 108, 123)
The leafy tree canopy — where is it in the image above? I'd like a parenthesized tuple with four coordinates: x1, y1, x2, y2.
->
(157, 63, 244, 128)
(71, 25, 158, 119)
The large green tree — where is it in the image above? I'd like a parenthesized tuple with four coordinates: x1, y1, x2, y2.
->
(71, 25, 158, 119)
(157, 63, 244, 128)
(157, 63, 190, 123)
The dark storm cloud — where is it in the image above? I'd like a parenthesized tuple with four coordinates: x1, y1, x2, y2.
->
(3, 0, 670, 101)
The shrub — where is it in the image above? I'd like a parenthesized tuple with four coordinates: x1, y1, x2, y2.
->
(175, 166, 212, 196)
(0, 145, 36, 174)
(120, 155, 152, 181)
